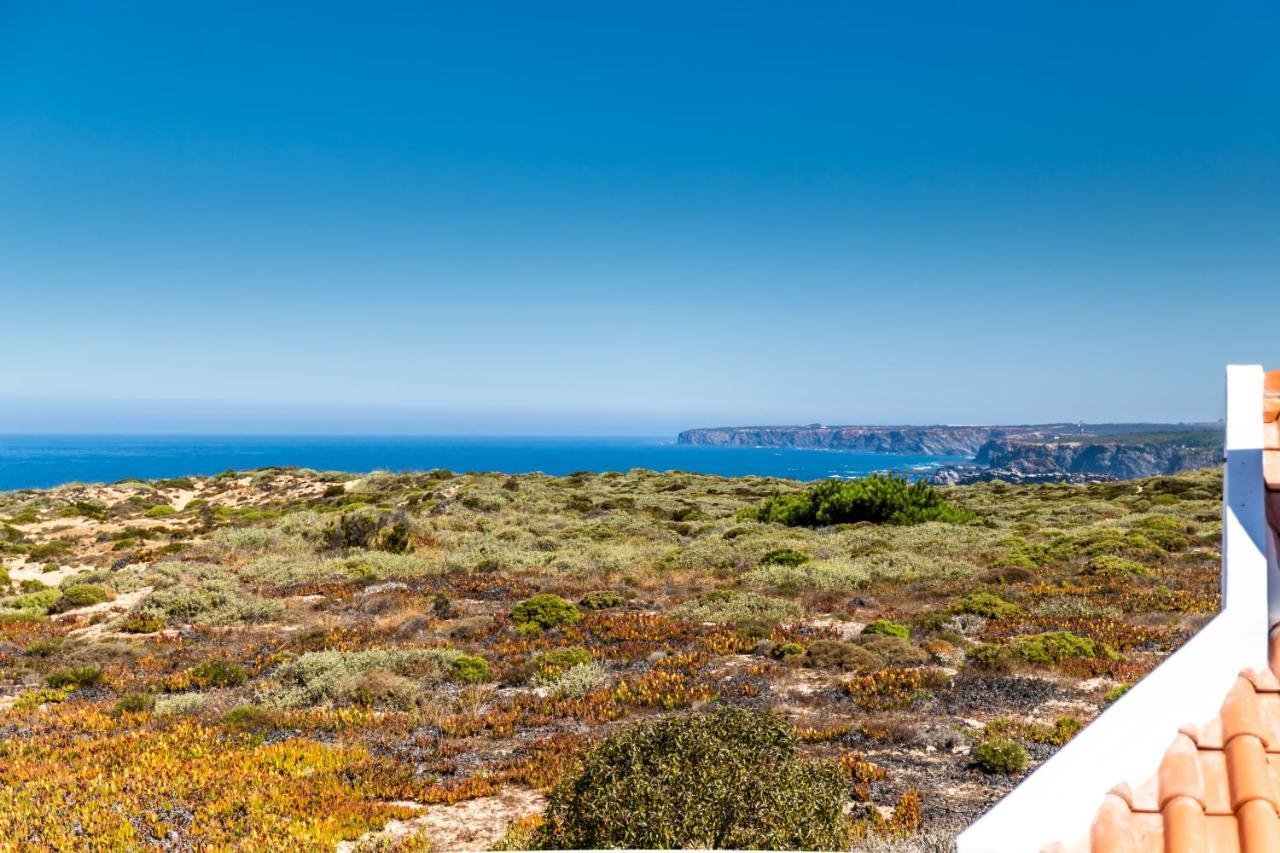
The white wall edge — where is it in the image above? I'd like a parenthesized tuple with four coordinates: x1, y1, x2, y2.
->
(956, 365, 1268, 853)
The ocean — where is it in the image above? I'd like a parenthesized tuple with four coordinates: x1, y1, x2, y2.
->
(0, 435, 969, 491)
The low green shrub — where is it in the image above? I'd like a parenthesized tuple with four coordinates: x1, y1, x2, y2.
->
(535, 647, 593, 675)
(189, 659, 249, 688)
(578, 589, 624, 610)
(1083, 555, 1152, 579)
(450, 655, 492, 684)
(968, 631, 1119, 670)
(952, 591, 1020, 620)
(741, 475, 976, 527)
(973, 738, 1027, 774)
(511, 594, 582, 630)
(324, 509, 413, 553)
(862, 619, 909, 639)
(24, 638, 61, 657)
(672, 590, 802, 625)
(535, 706, 849, 850)
(758, 548, 809, 566)
(49, 583, 110, 614)
(46, 665, 103, 689)
(144, 504, 176, 518)
(114, 693, 156, 714)
(771, 641, 805, 659)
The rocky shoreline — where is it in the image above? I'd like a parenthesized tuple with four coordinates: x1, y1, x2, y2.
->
(677, 424, 1223, 484)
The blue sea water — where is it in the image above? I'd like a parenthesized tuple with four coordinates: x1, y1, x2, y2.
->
(0, 435, 969, 491)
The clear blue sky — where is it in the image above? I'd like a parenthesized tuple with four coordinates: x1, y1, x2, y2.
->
(2, 2, 1277, 434)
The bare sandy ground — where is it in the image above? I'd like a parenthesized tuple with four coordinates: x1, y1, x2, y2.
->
(336, 787, 547, 852)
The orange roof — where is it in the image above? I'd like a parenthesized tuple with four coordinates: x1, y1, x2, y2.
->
(1047, 369, 1280, 852)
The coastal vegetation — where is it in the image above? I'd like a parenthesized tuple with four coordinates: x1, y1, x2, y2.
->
(0, 464, 1224, 849)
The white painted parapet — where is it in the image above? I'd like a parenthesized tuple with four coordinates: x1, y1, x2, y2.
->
(956, 365, 1269, 853)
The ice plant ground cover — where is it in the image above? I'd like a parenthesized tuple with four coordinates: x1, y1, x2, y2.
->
(0, 466, 1223, 849)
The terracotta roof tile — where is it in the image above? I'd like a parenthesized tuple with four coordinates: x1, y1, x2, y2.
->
(1222, 677, 1269, 748)
(1072, 672, 1280, 851)
(1263, 451, 1280, 489)
(1266, 370, 1280, 422)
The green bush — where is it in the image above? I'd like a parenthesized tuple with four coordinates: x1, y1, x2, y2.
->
(578, 590, 624, 610)
(1084, 555, 1152, 579)
(969, 631, 1119, 670)
(324, 509, 413, 553)
(535, 647, 594, 675)
(49, 583, 110, 614)
(535, 706, 849, 850)
(46, 665, 103, 689)
(114, 693, 156, 714)
(952, 591, 1020, 620)
(122, 613, 166, 633)
(759, 548, 809, 567)
(741, 475, 976, 527)
(862, 619, 910, 639)
(219, 704, 274, 730)
(24, 638, 61, 657)
(973, 738, 1027, 774)
(144, 504, 176, 518)
(2, 587, 62, 616)
(770, 641, 805, 659)
(450, 655, 491, 684)
(189, 659, 248, 688)
(802, 640, 884, 672)
(672, 590, 803, 626)
(511, 594, 582, 630)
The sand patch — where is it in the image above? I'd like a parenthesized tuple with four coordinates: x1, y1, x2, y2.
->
(337, 787, 546, 853)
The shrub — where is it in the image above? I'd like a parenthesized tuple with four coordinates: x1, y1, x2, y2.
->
(969, 631, 1119, 670)
(114, 693, 156, 714)
(579, 589, 624, 610)
(534, 647, 594, 675)
(671, 590, 802, 625)
(14, 687, 68, 710)
(973, 738, 1028, 774)
(139, 562, 282, 626)
(745, 559, 869, 593)
(189, 659, 249, 688)
(144, 504, 176, 518)
(450, 655, 492, 684)
(771, 641, 806, 659)
(49, 583, 110, 614)
(154, 693, 206, 717)
(759, 548, 809, 566)
(856, 635, 930, 668)
(742, 475, 976, 527)
(272, 648, 460, 707)
(511, 594, 582, 630)
(46, 665, 103, 689)
(952, 591, 1019, 620)
(335, 668, 418, 710)
(536, 706, 849, 850)
(2, 587, 62, 616)
(803, 640, 884, 672)
(324, 509, 412, 553)
(1083, 555, 1152, 579)
(219, 704, 273, 730)
(862, 619, 910, 639)
(537, 661, 606, 697)
(24, 639, 61, 657)
(121, 613, 166, 633)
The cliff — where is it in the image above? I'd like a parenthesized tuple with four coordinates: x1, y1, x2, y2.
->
(677, 423, 1223, 483)
(675, 425, 1051, 457)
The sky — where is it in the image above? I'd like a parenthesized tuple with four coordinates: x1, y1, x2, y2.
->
(2, 1, 1278, 434)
